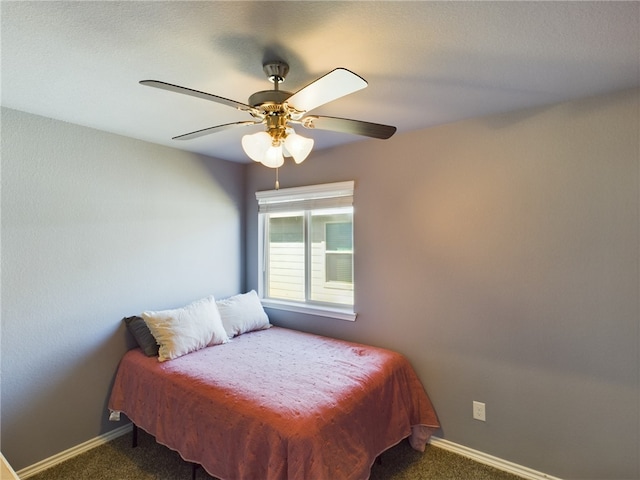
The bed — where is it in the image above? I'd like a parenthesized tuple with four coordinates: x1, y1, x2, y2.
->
(108, 293, 439, 480)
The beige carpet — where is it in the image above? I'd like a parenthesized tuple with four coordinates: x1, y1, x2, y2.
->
(27, 429, 524, 480)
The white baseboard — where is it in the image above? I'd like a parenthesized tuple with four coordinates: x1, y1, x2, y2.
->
(16, 424, 132, 479)
(16, 425, 559, 480)
(429, 436, 562, 480)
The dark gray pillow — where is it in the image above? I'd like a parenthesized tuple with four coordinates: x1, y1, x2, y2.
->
(123, 316, 159, 357)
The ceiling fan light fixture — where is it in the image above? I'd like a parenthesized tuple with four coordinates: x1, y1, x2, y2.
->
(243, 126, 311, 167)
(284, 131, 314, 164)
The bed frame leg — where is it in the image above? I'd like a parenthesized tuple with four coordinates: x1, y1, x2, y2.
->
(132, 423, 138, 448)
(192, 463, 198, 480)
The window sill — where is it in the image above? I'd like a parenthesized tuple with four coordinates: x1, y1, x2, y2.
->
(260, 299, 357, 322)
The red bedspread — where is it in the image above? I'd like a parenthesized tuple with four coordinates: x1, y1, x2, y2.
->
(108, 327, 439, 480)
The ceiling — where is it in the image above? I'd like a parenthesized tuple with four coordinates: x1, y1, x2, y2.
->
(2, 1, 639, 163)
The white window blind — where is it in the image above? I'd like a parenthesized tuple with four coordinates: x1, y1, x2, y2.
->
(256, 181, 354, 214)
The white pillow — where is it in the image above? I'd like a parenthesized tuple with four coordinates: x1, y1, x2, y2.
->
(141, 295, 229, 362)
(216, 290, 270, 338)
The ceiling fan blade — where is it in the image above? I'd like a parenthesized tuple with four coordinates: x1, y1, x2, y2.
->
(140, 80, 259, 114)
(286, 68, 367, 115)
(301, 116, 396, 140)
(173, 121, 261, 141)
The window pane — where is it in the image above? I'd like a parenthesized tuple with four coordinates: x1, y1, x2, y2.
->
(269, 216, 304, 243)
(326, 253, 353, 283)
(267, 214, 305, 301)
(310, 209, 354, 305)
(326, 222, 353, 251)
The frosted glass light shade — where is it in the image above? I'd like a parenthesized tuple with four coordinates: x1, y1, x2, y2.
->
(284, 132, 314, 164)
(261, 145, 284, 168)
(242, 129, 312, 167)
(242, 131, 272, 162)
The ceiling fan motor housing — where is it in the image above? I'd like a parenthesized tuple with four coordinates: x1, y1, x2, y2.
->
(249, 62, 293, 111)
(248, 90, 292, 110)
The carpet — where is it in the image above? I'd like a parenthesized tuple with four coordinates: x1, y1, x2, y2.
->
(26, 429, 523, 479)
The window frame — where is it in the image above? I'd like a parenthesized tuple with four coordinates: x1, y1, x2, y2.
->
(256, 181, 357, 322)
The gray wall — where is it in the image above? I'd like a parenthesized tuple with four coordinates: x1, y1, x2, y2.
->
(245, 89, 639, 480)
(1, 108, 245, 470)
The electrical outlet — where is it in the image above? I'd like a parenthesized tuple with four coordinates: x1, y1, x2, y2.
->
(473, 401, 486, 421)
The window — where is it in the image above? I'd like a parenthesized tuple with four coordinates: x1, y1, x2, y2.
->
(256, 181, 356, 321)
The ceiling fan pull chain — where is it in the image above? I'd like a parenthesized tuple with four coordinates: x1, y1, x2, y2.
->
(275, 167, 280, 190)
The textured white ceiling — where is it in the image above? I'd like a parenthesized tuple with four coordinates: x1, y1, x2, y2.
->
(2, 1, 639, 163)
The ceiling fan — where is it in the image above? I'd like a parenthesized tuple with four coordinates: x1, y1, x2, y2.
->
(140, 61, 396, 168)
